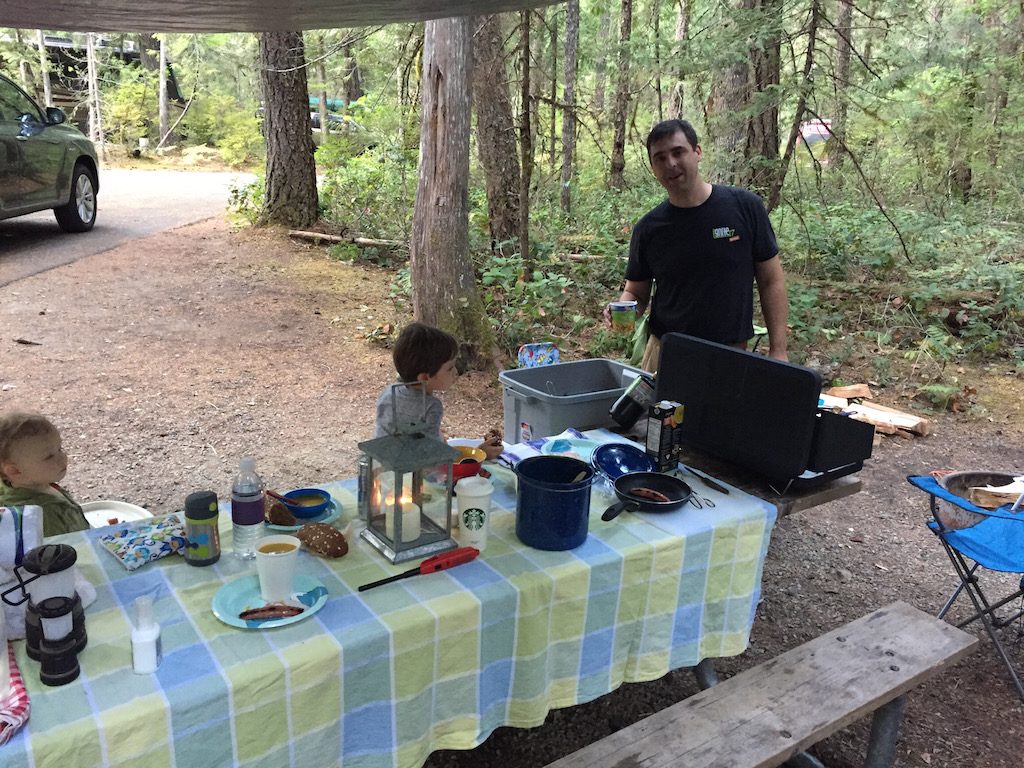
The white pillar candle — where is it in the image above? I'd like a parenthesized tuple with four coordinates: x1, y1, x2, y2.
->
(385, 499, 421, 542)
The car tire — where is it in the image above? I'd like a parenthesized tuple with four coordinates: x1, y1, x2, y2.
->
(53, 163, 98, 232)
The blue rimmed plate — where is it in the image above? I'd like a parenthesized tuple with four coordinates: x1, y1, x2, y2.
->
(265, 499, 342, 532)
(592, 442, 655, 481)
(211, 574, 328, 630)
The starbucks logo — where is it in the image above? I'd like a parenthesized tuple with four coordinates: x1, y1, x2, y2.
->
(462, 507, 486, 531)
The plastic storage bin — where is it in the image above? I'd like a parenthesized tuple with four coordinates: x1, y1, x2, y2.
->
(499, 359, 643, 443)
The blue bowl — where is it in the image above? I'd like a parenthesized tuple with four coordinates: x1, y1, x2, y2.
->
(592, 443, 655, 482)
(282, 488, 332, 518)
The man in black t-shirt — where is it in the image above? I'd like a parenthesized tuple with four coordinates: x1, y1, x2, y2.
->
(605, 119, 789, 371)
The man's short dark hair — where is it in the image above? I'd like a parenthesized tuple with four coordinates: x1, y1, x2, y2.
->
(393, 322, 459, 382)
(646, 119, 699, 159)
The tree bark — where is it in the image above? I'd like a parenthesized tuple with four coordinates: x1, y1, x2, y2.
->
(258, 31, 319, 228)
(316, 34, 329, 139)
(594, 5, 611, 112)
(159, 37, 170, 144)
(746, 0, 781, 194)
(36, 30, 51, 106)
(652, 0, 663, 121)
(668, 0, 688, 119)
(560, 0, 580, 214)
(411, 17, 493, 370)
(608, 0, 633, 190)
(548, 16, 557, 170)
(343, 37, 364, 105)
(767, 0, 820, 211)
(709, 0, 753, 184)
(827, 0, 853, 170)
(86, 34, 106, 161)
(473, 14, 521, 252)
(519, 10, 533, 264)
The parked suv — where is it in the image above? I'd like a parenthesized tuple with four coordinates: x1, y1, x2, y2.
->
(0, 73, 99, 231)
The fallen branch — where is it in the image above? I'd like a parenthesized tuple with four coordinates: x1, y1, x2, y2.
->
(288, 230, 403, 248)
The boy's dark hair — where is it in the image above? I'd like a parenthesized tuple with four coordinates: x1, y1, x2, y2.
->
(393, 322, 458, 382)
(646, 119, 700, 159)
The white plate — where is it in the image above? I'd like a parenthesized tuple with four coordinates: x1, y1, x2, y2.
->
(81, 500, 153, 529)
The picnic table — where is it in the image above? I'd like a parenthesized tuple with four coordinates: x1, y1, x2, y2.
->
(4, 433, 778, 768)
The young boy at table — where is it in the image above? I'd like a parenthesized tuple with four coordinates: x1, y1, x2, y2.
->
(0, 412, 90, 538)
(374, 322, 503, 459)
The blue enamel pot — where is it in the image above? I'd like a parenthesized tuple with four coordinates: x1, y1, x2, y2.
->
(514, 456, 594, 551)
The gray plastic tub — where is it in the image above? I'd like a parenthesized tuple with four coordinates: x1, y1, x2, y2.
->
(499, 359, 643, 442)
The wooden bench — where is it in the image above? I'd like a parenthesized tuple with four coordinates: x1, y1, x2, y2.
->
(545, 601, 978, 768)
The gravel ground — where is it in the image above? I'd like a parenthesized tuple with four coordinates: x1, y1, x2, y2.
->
(1, 216, 1022, 767)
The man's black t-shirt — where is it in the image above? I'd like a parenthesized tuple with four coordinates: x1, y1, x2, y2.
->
(624, 185, 778, 344)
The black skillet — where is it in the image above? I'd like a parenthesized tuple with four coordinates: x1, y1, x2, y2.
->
(601, 472, 693, 521)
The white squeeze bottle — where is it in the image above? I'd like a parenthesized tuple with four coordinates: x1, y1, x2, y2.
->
(131, 595, 162, 674)
(231, 456, 265, 560)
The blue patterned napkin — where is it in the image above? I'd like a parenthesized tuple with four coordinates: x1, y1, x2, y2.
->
(98, 513, 187, 571)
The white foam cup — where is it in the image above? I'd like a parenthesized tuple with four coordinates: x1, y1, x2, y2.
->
(255, 535, 301, 603)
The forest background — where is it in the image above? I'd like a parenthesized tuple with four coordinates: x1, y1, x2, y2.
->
(1, 0, 1022, 405)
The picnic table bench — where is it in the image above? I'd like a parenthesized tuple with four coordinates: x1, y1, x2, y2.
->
(544, 601, 978, 768)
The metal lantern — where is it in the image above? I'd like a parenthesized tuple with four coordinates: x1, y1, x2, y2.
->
(357, 429, 460, 564)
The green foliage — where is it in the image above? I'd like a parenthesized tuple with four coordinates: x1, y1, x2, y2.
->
(318, 138, 416, 243)
(227, 176, 264, 223)
(101, 60, 159, 148)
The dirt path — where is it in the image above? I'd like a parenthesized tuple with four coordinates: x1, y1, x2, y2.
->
(1, 217, 1022, 767)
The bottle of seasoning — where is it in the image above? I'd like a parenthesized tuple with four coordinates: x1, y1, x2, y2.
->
(609, 371, 656, 430)
(131, 595, 162, 674)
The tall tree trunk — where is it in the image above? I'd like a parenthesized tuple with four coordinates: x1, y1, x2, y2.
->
(343, 38, 364, 105)
(258, 31, 318, 228)
(668, 0, 688, 119)
(652, 0, 663, 121)
(473, 13, 521, 252)
(158, 37, 170, 144)
(86, 34, 106, 161)
(549, 17, 558, 170)
(594, 4, 611, 113)
(316, 34, 329, 139)
(36, 30, 51, 106)
(708, 0, 753, 184)
(767, 0, 820, 211)
(560, 0, 580, 214)
(828, 0, 853, 170)
(411, 17, 493, 369)
(745, 0, 781, 194)
(519, 10, 533, 264)
(608, 0, 633, 190)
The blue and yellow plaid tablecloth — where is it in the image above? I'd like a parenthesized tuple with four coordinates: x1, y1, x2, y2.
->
(2, 436, 776, 768)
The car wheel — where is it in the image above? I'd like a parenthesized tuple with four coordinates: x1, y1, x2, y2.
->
(53, 163, 97, 232)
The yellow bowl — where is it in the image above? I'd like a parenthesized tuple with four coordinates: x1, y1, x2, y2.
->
(456, 446, 486, 463)
(453, 446, 486, 480)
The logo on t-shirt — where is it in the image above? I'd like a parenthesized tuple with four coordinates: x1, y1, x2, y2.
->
(712, 227, 736, 239)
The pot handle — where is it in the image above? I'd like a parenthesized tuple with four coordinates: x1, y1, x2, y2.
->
(601, 499, 638, 522)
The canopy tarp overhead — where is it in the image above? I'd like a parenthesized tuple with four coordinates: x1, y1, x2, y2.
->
(1, 0, 561, 33)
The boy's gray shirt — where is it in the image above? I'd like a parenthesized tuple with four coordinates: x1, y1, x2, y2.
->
(373, 383, 444, 438)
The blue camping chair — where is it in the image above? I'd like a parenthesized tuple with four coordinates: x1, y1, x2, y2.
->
(908, 474, 1024, 701)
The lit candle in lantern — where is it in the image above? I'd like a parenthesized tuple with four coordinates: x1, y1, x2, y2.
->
(385, 493, 421, 542)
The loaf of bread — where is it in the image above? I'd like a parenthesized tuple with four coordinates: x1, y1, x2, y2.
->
(296, 523, 349, 558)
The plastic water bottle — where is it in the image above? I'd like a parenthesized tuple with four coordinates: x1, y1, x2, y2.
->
(231, 457, 265, 560)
